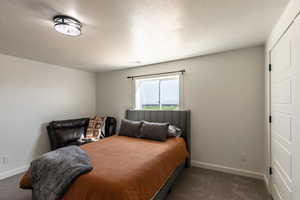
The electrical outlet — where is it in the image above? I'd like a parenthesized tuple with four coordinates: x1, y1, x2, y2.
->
(0, 156, 9, 165)
(3, 156, 8, 164)
(240, 153, 247, 163)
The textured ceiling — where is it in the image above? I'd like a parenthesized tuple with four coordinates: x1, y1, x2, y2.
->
(0, 0, 289, 72)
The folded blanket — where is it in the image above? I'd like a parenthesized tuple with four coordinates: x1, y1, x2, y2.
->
(31, 146, 93, 200)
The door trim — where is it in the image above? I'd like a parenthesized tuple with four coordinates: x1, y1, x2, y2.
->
(268, 49, 273, 195)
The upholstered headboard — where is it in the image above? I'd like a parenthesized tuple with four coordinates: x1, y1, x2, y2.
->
(126, 109, 191, 167)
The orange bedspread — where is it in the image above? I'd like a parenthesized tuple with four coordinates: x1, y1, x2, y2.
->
(63, 136, 187, 200)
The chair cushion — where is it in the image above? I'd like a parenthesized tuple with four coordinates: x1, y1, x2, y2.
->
(54, 126, 85, 148)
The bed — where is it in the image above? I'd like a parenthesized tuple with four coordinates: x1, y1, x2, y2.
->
(20, 110, 191, 200)
(125, 110, 191, 200)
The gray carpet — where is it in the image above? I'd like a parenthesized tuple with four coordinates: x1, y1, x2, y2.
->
(0, 167, 270, 200)
(167, 167, 271, 200)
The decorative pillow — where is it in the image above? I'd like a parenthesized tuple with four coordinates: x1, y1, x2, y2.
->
(119, 119, 142, 138)
(168, 125, 183, 137)
(140, 121, 169, 141)
(86, 116, 106, 139)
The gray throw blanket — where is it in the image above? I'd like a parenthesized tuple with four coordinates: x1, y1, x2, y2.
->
(31, 146, 93, 200)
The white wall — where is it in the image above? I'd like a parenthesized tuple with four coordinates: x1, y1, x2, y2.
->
(96, 46, 265, 176)
(0, 45, 265, 180)
(0, 53, 96, 179)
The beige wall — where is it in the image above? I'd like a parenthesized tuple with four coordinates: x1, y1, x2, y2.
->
(0, 53, 96, 178)
(96, 46, 265, 176)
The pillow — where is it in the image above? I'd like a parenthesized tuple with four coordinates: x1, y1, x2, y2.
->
(86, 116, 106, 139)
(140, 121, 169, 141)
(19, 168, 32, 189)
(168, 125, 183, 137)
(119, 119, 142, 137)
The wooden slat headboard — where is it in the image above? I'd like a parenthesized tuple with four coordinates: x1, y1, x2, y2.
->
(126, 109, 191, 167)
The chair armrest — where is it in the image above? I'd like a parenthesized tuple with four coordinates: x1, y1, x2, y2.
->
(105, 117, 117, 137)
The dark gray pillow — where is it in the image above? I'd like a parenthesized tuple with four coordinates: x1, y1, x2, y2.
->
(119, 119, 142, 137)
(168, 125, 182, 137)
(140, 121, 169, 141)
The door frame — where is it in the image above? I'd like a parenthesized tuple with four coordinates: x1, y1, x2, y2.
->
(267, 49, 272, 196)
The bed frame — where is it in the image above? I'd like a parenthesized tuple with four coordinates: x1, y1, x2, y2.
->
(126, 109, 191, 200)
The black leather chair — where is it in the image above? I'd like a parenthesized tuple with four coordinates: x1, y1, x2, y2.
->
(104, 117, 117, 137)
(47, 117, 117, 150)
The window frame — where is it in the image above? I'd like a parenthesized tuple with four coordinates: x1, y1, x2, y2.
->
(132, 73, 183, 110)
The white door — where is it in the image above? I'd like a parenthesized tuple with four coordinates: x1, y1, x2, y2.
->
(270, 17, 297, 200)
(292, 15, 300, 200)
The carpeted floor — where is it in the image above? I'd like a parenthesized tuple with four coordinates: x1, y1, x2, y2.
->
(0, 167, 271, 200)
(167, 167, 271, 200)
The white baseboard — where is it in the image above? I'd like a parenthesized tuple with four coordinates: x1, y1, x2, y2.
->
(264, 174, 272, 195)
(264, 174, 269, 187)
(0, 165, 29, 180)
(191, 160, 265, 180)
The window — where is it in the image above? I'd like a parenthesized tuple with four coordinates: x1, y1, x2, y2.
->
(135, 75, 181, 110)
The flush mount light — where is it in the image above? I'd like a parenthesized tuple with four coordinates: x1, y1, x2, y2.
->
(53, 15, 82, 37)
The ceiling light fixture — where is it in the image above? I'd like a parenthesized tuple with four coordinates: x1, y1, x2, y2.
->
(53, 15, 82, 37)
